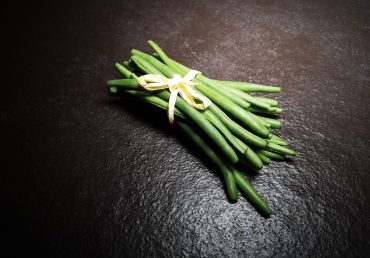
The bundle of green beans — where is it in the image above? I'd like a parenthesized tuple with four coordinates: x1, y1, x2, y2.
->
(107, 40, 296, 217)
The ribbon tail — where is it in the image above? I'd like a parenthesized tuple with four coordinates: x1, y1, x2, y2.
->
(182, 70, 201, 82)
(179, 86, 212, 110)
(168, 89, 179, 125)
(188, 88, 212, 108)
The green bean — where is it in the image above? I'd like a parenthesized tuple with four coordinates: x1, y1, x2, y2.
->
(123, 60, 143, 75)
(267, 139, 288, 146)
(253, 96, 278, 107)
(122, 60, 131, 67)
(131, 55, 161, 75)
(258, 150, 285, 160)
(248, 106, 282, 116)
(152, 52, 160, 59)
(231, 168, 272, 217)
(208, 104, 267, 148)
(147, 41, 184, 74)
(202, 109, 247, 155)
(131, 49, 176, 78)
(109, 86, 117, 94)
(250, 113, 271, 128)
(233, 137, 263, 169)
(256, 151, 271, 164)
(108, 79, 186, 119)
(126, 88, 254, 143)
(195, 84, 271, 138)
(114, 63, 136, 79)
(125, 89, 248, 160)
(245, 149, 264, 169)
(177, 120, 238, 202)
(270, 134, 287, 144)
(266, 134, 288, 146)
(158, 91, 239, 163)
(164, 57, 193, 75)
(206, 85, 251, 109)
(266, 142, 296, 156)
(107, 79, 141, 89)
(114, 63, 138, 80)
(212, 80, 281, 93)
(255, 115, 282, 129)
(216, 84, 273, 110)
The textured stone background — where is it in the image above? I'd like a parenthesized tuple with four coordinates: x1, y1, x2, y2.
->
(4, 0, 370, 257)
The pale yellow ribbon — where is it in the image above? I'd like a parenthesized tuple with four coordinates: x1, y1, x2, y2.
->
(137, 70, 212, 124)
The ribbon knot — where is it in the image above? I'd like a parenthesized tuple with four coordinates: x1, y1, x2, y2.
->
(137, 70, 212, 124)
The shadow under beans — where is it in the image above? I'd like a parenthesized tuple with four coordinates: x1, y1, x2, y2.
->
(234, 162, 259, 177)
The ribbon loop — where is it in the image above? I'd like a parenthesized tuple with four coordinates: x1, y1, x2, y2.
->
(137, 70, 212, 124)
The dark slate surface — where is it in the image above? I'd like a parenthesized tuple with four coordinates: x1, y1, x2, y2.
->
(4, 0, 370, 257)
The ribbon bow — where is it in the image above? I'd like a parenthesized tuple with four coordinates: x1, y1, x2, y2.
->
(137, 70, 212, 124)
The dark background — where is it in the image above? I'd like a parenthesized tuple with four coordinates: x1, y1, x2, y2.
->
(4, 0, 370, 257)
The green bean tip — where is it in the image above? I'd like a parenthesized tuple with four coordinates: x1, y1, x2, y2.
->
(109, 86, 117, 94)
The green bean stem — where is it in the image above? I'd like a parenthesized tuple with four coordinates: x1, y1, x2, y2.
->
(255, 115, 282, 129)
(231, 168, 272, 217)
(216, 84, 273, 110)
(266, 142, 296, 156)
(212, 80, 281, 93)
(248, 106, 282, 116)
(258, 149, 285, 160)
(270, 134, 288, 145)
(253, 96, 278, 107)
(177, 120, 238, 202)
(233, 137, 263, 170)
(202, 110, 247, 155)
(207, 104, 267, 148)
(131, 55, 162, 75)
(256, 150, 271, 165)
